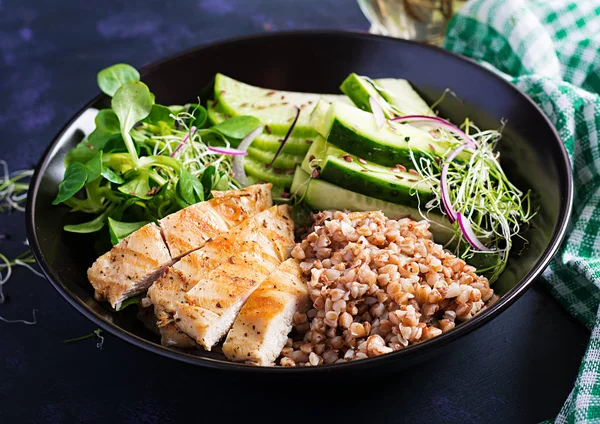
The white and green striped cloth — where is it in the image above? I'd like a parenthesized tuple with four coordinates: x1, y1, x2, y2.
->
(443, 1, 600, 422)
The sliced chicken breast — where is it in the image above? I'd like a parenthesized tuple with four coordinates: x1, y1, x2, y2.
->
(159, 184, 272, 260)
(171, 205, 294, 350)
(88, 184, 271, 311)
(88, 223, 172, 310)
(147, 267, 201, 348)
(148, 204, 278, 348)
(159, 321, 198, 348)
(223, 258, 309, 365)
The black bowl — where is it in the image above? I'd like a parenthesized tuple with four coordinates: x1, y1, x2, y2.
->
(26, 31, 572, 373)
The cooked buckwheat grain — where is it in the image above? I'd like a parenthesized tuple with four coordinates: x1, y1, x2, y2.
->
(282, 210, 495, 366)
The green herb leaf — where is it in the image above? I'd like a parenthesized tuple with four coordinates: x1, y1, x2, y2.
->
(177, 168, 202, 205)
(214, 173, 229, 191)
(65, 142, 99, 167)
(145, 104, 175, 126)
(201, 165, 216, 194)
(108, 217, 149, 245)
(110, 197, 139, 221)
(86, 152, 103, 183)
(87, 109, 121, 150)
(101, 167, 124, 184)
(95, 109, 121, 132)
(168, 105, 185, 114)
(213, 116, 261, 139)
(118, 172, 152, 199)
(190, 175, 204, 202)
(63, 207, 113, 233)
(116, 294, 145, 311)
(97, 64, 140, 97)
(53, 162, 88, 205)
(188, 104, 208, 128)
(102, 135, 128, 154)
(112, 81, 154, 165)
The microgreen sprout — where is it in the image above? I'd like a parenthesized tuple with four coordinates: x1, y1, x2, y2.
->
(408, 121, 535, 282)
(0, 161, 33, 213)
(63, 328, 104, 349)
(144, 110, 239, 190)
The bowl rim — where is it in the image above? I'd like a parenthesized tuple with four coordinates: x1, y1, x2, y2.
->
(26, 29, 574, 373)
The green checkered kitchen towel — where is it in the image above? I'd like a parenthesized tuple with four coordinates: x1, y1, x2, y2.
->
(444, 0, 600, 422)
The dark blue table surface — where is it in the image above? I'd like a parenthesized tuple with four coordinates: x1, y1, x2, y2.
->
(0, 1, 590, 422)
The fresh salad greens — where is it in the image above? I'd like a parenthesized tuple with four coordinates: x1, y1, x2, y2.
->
(54, 64, 261, 242)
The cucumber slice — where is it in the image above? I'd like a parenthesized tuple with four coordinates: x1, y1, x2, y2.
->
(340, 73, 435, 118)
(244, 156, 294, 188)
(207, 103, 313, 155)
(214, 73, 351, 137)
(310, 100, 453, 168)
(374, 78, 435, 117)
(248, 147, 302, 169)
(302, 137, 434, 209)
(340, 73, 391, 116)
(291, 168, 453, 245)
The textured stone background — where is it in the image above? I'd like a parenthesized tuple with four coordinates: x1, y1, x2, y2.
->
(0, 0, 590, 422)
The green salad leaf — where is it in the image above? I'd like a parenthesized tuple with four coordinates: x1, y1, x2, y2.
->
(214, 173, 230, 192)
(53, 162, 88, 205)
(97, 63, 140, 97)
(65, 141, 99, 167)
(112, 81, 154, 166)
(85, 152, 103, 183)
(63, 207, 113, 233)
(116, 295, 144, 311)
(118, 171, 152, 199)
(213, 116, 261, 139)
(145, 104, 175, 127)
(190, 104, 208, 128)
(177, 168, 203, 206)
(108, 217, 149, 245)
(87, 109, 121, 150)
(200, 165, 217, 197)
(101, 167, 124, 184)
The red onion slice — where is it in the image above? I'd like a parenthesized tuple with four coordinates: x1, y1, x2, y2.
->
(171, 126, 197, 157)
(391, 115, 476, 149)
(369, 96, 385, 129)
(439, 144, 466, 222)
(207, 146, 248, 156)
(456, 212, 494, 252)
(232, 126, 263, 186)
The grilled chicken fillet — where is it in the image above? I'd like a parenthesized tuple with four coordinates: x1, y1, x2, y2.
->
(223, 258, 309, 365)
(159, 184, 272, 260)
(149, 205, 291, 347)
(88, 184, 271, 311)
(170, 205, 295, 350)
(88, 223, 172, 310)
